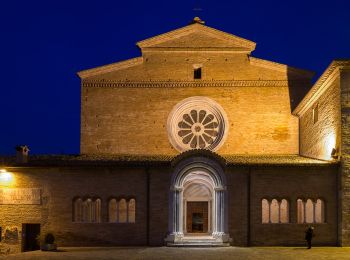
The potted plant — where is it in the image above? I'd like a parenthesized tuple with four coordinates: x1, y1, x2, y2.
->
(38, 233, 57, 251)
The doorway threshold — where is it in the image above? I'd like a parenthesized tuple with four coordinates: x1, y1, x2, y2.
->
(166, 233, 230, 247)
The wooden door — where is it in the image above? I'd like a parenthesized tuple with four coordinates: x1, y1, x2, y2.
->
(22, 224, 40, 251)
(186, 201, 208, 233)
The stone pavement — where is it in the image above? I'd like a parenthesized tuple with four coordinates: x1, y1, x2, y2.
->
(2, 246, 350, 260)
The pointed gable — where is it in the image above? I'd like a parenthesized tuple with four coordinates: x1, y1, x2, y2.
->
(137, 18, 256, 53)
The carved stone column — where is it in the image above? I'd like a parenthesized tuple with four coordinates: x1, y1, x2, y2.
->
(166, 186, 184, 243)
(212, 186, 229, 242)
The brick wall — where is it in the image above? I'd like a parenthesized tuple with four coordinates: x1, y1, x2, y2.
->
(0, 167, 149, 253)
(0, 163, 339, 253)
(79, 41, 312, 156)
(340, 70, 350, 245)
(226, 167, 249, 246)
(86, 53, 291, 81)
(299, 77, 341, 160)
(81, 85, 299, 156)
(250, 166, 338, 246)
(0, 170, 50, 254)
(148, 167, 171, 246)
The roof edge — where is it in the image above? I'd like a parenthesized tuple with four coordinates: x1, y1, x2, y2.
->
(136, 23, 256, 51)
(293, 59, 350, 116)
(249, 57, 315, 77)
(77, 57, 143, 79)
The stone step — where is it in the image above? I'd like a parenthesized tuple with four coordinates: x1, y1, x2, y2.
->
(167, 238, 230, 247)
(167, 242, 230, 247)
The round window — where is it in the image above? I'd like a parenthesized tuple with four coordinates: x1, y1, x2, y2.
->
(167, 96, 228, 152)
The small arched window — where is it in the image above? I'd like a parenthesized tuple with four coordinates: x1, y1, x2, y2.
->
(194, 67, 202, 79)
(297, 198, 325, 224)
(73, 197, 101, 223)
(94, 199, 101, 223)
(128, 198, 136, 223)
(280, 199, 289, 223)
(261, 199, 270, 223)
(83, 198, 92, 222)
(305, 199, 314, 223)
(270, 199, 279, 223)
(261, 198, 289, 224)
(297, 199, 304, 224)
(315, 199, 325, 223)
(109, 199, 118, 223)
(91, 199, 97, 222)
(118, 199, 127, 223)
(73, 198, 83, 222)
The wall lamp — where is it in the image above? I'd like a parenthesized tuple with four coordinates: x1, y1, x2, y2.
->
(0, 169, 13, 183)
(331, 148, 339, 160)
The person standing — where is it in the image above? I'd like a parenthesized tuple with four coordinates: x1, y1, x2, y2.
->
(305, 226, 314, 249)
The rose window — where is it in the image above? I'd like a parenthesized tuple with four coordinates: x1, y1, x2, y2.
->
(167, 96, 228, 152)
(178, 110, 219, 149)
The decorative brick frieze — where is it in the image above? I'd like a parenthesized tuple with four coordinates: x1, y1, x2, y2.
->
(81, 80, 301, 88)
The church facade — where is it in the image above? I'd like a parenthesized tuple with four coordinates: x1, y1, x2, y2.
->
(1, 17, 350, 253)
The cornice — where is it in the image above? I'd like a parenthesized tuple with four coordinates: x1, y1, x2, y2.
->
(81, 80, 306, 88)
(136, 23, 256, 51)
(77, 57, 143, 79)
(250, 57, 314, 77)
(141, 47, 251, 53)
(293, 60, 350, 116)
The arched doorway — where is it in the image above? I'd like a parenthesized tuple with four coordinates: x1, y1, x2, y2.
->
(165, 155, 231, 246)
(183, 171, 214, 234)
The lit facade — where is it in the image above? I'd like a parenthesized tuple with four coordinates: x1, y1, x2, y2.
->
(1, 18, 350, 253)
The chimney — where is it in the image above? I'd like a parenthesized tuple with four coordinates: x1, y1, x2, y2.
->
(16, 145, 30, 164)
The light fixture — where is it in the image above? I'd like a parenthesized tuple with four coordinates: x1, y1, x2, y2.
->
(0, 169, 13, 183)
(331, 148, 339, 159)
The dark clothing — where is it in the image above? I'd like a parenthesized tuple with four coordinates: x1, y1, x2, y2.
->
(305, 228, 314, 249)
(306, 238, 312, 249)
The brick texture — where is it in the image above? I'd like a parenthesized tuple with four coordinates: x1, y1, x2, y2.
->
(340, 70, 350, 245)
(0, 164, 338, 253)
(250, 166, 338, 246)
(299, 78, 341, 160)
(81, 85, 300, 155)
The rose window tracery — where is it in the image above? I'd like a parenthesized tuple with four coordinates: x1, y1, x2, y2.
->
(167, 96, 228, 152)
(178, 110, 219, 149)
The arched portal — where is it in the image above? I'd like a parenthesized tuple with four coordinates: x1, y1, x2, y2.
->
(183, 171, 214, 234)
(165, 155, 231, 245)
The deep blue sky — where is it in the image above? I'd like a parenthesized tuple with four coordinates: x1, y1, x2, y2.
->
(1, 1, 350, 155)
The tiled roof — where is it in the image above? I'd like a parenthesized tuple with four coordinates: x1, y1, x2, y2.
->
(224, 154, 334, 166)
(0, 154, 336, 167)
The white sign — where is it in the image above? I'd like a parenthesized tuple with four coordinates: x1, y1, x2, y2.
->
(0, 188, 41, 205)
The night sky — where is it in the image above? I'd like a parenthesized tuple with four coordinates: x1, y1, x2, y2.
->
(1, 0, 350, 155)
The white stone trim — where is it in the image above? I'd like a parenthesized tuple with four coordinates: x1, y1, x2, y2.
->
(166, 157, 230, 245)
(167, 96, 229, 152)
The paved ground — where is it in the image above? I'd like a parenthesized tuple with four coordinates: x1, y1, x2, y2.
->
(2, 246, 350, 260)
